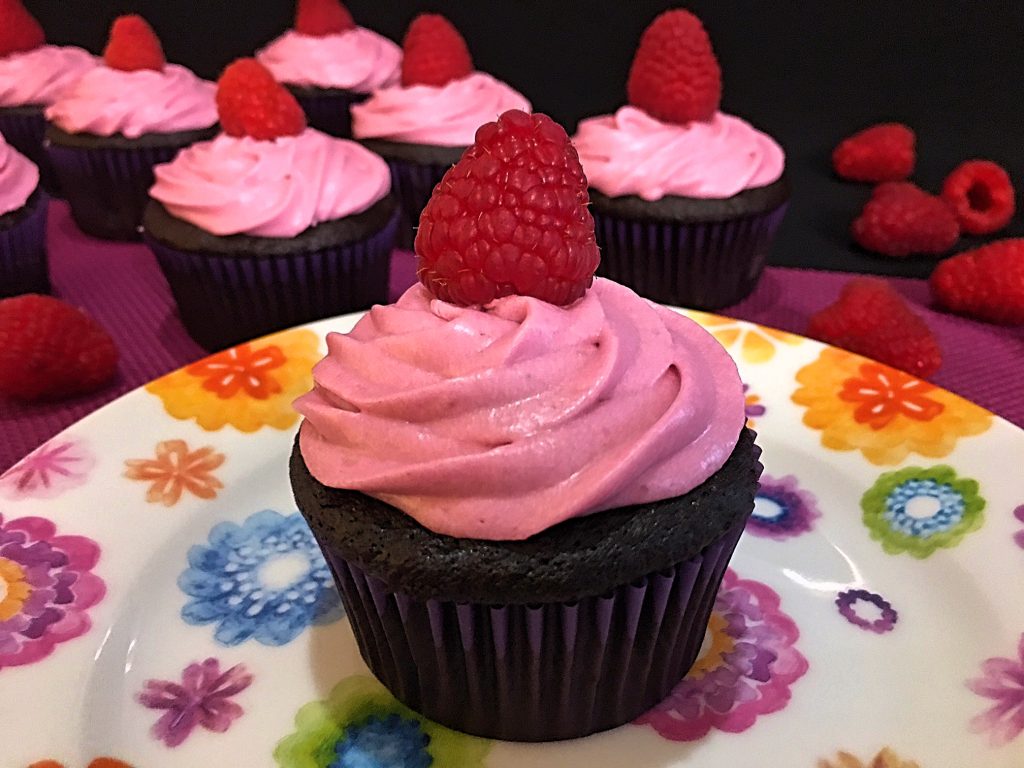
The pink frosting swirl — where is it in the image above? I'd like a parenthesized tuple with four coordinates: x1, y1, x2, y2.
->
(296, 277, 745, 541)
(256, 28, 401, 92)
(45, 64, 216, 139)
(573, 106, 785, 200)
(351, 72, 531, 147)
(149, 129, 391, 238)
(0, 133, 38, 215)
(0, 45, 97, 107)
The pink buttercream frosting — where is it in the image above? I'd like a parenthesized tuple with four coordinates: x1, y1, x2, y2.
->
(351, 71, 531, 147)
(0, 133, 39, 215)
(296, 277, 745, 541)
(573, 106, 785, 200)
(45, 64, 216, 139)
(149, 129, 391, 238)
(256, 28, 401, 92)
(0, 45, 97, 107)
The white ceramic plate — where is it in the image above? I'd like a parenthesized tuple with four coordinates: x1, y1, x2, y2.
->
(1, 311, 1022, 768)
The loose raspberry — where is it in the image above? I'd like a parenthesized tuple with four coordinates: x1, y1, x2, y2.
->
(627, 9, 721, 124)
(216, 58, 307, 141)
(415, 109, 600, 307)
(103, 15, 165, 73)
(941, 160, 1016, 236)
(0, 0, 45, 57)
(832, 123, 916, 183)
(852, 182, 960, 257)
(930, 239, 1024, 325)
(0, 295, 119, 402)
(401, 14, 473, 88)
(808, 278, 942, 378)
(295, 0, 354, 37)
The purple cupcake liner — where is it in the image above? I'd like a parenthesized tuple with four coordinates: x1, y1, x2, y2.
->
(0, 108, 62, 197)
(322, 515, 748, 742)
(289, 88, 368, 139)
(593, 203, 790, 310)
(146, 210, 399, 351)
(385, 158, 451, 249)
(0, 192, 49, 298)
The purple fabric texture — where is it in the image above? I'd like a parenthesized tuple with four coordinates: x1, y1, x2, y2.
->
(1, 200, 1021, 472)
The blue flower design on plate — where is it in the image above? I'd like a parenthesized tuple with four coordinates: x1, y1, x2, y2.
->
(884, 478, 966, 537)
(331, 713, 431, 768)
(178, 509, 342, 646)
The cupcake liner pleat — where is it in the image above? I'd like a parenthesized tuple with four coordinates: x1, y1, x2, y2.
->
(384, 159, 451, 249)
(0, 109, 62, 197)
(0, 192, 49, 297)
(291, 89, 367, 139)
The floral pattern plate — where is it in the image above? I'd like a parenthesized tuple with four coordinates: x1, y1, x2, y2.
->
(2, 310, 1023, 768)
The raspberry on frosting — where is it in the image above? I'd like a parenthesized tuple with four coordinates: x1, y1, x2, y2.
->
(216, 58, 307, 140)
(401, 13, 473, 88)
(294, 0, 355, 37)
(0, 0, 45, 58)
(103, 15, 166, 73)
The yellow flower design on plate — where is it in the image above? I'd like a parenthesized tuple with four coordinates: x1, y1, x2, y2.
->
(817, 747, 921, 768)
(146, 329, 321, 432)
(687, 311, 803, 363)
(793, 347, 991, 465)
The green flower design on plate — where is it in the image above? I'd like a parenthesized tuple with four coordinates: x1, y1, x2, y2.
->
(274, 675, 490, 768)
(861, 465, 985, 559)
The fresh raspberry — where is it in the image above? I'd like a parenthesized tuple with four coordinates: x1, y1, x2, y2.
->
(216, 58, 306, 140)
(808, 278, 942, 378)
(832, 123, 916, 183)
(627, 9, 721, 124)
(852, 182, 960, 257)
(401, 13, 473, 87)
(941, 160, 1016, 236)
(295, 0, 354, 37)
(102, 15, 165, 73)
(0, 295, 119, 402)
(0, 0, 45, 57)
(930, 239, 1024, 325)
(415, 109, 600, 307)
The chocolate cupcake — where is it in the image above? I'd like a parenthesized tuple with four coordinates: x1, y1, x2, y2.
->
(0, 132, 48, 296)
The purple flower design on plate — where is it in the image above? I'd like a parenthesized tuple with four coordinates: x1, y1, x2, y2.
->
(137, 657, 253, 747)
(1013, 505, 1024, 550)
(967, 633, 1024, 748)
(0, 438, 95, 500)
(747, 474, 822, 540)
(744, 383, 767, 428)
(836, 589, 898, 634)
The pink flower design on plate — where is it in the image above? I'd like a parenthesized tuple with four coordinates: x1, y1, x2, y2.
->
(0, 438, 95, 500)
(966, 633, 1024, 747)
(1013, 505, 1024, 551)
(137, 658, 253, 747)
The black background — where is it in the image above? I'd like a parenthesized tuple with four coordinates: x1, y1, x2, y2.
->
(26, 1, 1024, 278)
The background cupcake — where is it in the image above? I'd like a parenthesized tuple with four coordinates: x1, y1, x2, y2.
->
(573, 9, 789, 310)
(0, 131, 47, 297)
(256, 0, 400, 138)
(45, 15, 217, 241)
(144, 59, 398, 351)
(352, 13, 530, 247)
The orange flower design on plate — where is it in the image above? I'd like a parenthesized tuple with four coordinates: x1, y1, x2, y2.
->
(686, 311, 803, 364)
(817, 748, 921, 768)
(794, 347, 991, 465)
(146, 329, 321, 432)
(124, 440, 225, 506)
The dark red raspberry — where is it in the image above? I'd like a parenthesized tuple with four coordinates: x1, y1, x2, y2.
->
(295, 0, 354, 37)
(415, 109, 600, 307)
(832, 123, 916, 183)
(401, 13, 473, 88)
(627, 9, 721, 124)
(103, 15, 165, 72)
(0, 0, 44, 58)
(852, 182, 960, 257)
(931, 239, 1024, 325)
(217, 59, 307, 140)
(941, 160, 1016, 236)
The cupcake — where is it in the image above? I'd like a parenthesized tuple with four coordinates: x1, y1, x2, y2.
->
(256, 0, 400, 138)
(44, 15, 217, 241)
(144, 59, 398, 352)
(291, 110, 759, 741)
(352, 13, 530, 248)
(0, 0, 97, 195)
(0, 131, 47, 297)
(573, 9, 789, 310)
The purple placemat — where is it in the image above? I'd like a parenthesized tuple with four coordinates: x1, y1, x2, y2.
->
(2, 201, 1022, 472)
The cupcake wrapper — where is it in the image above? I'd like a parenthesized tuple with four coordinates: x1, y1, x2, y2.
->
(291, 89, 367, 139)
(146, 210, 399, 351)
(0, 109, 64, 198)
(383, 158, 450, 250)
(320, 516, 747, 742)
(0, 193, 49, 297)
(593, 203, 789, 310)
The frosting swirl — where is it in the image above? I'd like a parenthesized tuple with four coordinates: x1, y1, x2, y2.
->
(351, 71, 531, 147)
(573, 106, 785, 200)
(296, 278, 745, 541)
(45, 64, 217, 139)
(149, 129, 391, 238)
(0, 133, 39, 215)
(256, 28, 401, 92)
(0, 45, 97, 107)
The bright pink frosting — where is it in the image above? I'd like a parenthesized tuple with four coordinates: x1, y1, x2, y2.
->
(149, 129, 391, 238)
(296, 277, 745, 541)
(256, 28, 401, 93)
(45, 64, 216, 139)
(0, 133, 38, 215)
(351, 72, 531, 147)
(573, 106, 785, 200)
(0, 45, 97, 108)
